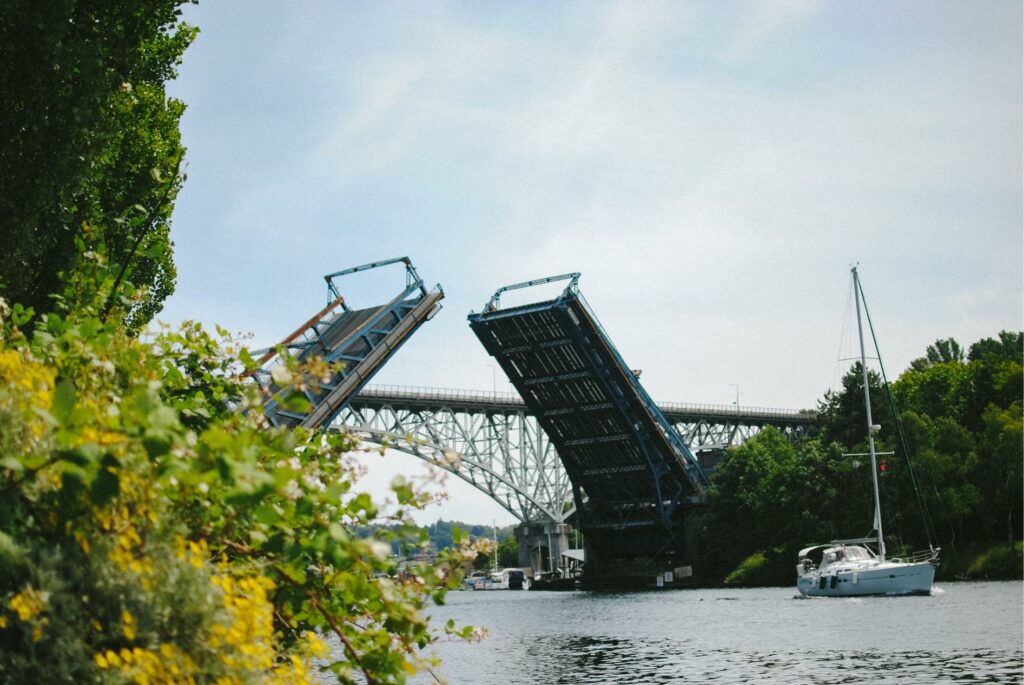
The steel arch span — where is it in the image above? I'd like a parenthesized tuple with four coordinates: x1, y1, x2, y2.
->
(332, 396, 573, 525)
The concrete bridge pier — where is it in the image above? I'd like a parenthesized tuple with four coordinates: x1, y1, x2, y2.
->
(516, 521, 570, 576)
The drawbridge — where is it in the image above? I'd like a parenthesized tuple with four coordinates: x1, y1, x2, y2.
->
(252, 257, 443, 430)
(468, 273, 711, 587)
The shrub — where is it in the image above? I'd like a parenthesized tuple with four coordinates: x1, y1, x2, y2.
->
(0, 281, 480, 683)
(964, 542, 1024, 580)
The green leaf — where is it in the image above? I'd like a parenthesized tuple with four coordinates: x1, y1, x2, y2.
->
(253, 504, 282, 526)
(90, 457, 121, 506)
(11, 304, 34, 326)
(52, 379, 77, 425)
(31, 406, 58, 427)
(58, 470, 85, 515)
(0, 456, 24, 473)
(61, 444, 101, 466)
(143, 242, 165, 258)
(276, 562, 306, 586)
(142, 431, 172, 458)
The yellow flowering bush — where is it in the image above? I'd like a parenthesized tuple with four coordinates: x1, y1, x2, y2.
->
(0, 288, 473, 683)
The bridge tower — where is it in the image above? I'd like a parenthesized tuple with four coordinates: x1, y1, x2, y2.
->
(469, 274, 710, 588)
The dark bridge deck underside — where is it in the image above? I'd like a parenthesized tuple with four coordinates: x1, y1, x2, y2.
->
(470, 291, 711, 585)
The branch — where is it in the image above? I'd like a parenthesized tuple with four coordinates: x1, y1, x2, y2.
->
(307, 591, 379, 685)
(102, 150, 185, 321)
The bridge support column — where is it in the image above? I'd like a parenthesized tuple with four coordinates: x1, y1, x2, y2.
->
(580, 511, 702, 589)
(515, 521, 569, 577)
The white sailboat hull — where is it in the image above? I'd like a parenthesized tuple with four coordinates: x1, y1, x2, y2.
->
(797, 560, 935, 597)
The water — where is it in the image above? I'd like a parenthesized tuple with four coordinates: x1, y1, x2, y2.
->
(409, 582, 1023, 684)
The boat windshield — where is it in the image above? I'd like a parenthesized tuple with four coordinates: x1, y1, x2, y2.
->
(823, 546, 873, 564)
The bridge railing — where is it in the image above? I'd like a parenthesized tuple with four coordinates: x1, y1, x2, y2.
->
(657, 400, 817, 421)
(354, 384, 816, 421)
(354, 384, 525, 406)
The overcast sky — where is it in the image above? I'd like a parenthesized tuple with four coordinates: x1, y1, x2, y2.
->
(161, 1, 1022, 525)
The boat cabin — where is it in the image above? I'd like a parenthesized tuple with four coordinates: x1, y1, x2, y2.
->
(798, 541, 881, 576)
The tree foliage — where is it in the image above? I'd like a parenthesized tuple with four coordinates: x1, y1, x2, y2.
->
(0, 0, 195, 329)
(0, 254, 482, 683)
(703, 333, 1023, 584)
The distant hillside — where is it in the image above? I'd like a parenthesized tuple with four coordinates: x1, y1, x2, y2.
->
(357, 519, 517, 555)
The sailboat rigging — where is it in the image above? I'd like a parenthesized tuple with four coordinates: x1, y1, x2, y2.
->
(796, 266, 939, 597)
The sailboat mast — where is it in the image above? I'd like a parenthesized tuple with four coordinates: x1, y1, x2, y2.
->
(853, 266, 886, 558)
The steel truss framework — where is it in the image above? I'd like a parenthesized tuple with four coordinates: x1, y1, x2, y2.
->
(334, 395, 571, 525)
(337, 386, 814, 524)
(253, 257, 443, 431)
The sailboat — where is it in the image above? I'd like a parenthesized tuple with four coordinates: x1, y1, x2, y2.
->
(796, 266, 939, 597)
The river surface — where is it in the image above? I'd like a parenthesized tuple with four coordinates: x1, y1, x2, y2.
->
(408, 581, 1022, 684)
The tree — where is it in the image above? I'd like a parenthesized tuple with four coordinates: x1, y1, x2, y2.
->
(702, 332, 1022, 583)
(976, 402, 1024, 544)
(968, 331, 1023, 365)
(497, 535, 519, 568)
(0, 0, 195, 329)
(817, 363, 892, 449)
(893, 358, 971, 424)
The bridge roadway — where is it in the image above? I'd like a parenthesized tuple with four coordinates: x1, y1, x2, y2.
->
(349, 385, 815, 468)
(353, 384, 815, 427)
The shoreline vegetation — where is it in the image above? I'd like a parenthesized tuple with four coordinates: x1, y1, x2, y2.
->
(697, 332, 1022, 592)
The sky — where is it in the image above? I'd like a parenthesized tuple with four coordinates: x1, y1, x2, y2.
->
(161, 1, 1023, 525)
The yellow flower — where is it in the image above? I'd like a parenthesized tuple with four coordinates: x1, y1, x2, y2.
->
(302, 631, 328, 658)
(9, 587, 46, 621)
(122, 609, 136, 641)
(0, 349, 55, 441)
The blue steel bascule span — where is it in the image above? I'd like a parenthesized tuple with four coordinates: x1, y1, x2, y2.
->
(469, 274, 711, 587)
(251, 261, 815, 587)
(252, 257, 444, 430)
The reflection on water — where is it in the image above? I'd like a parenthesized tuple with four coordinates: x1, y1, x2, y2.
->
(396, 582, 1023, 684)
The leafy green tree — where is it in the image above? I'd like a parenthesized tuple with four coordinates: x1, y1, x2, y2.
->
(817, 363, 893, 449)
(497, 535, 519, 568)
(705, 329, 1022, 585)
(927, 338, 964, 364)
(962, 331, 1024, 432)
(968, 331, 1023, 365)
(915, 417, 979, 546)
(701, 429, 863, 576)
(976, 402, 1024, 544)
(0, 0, 195, 329)
(893, 358, 971, 424)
